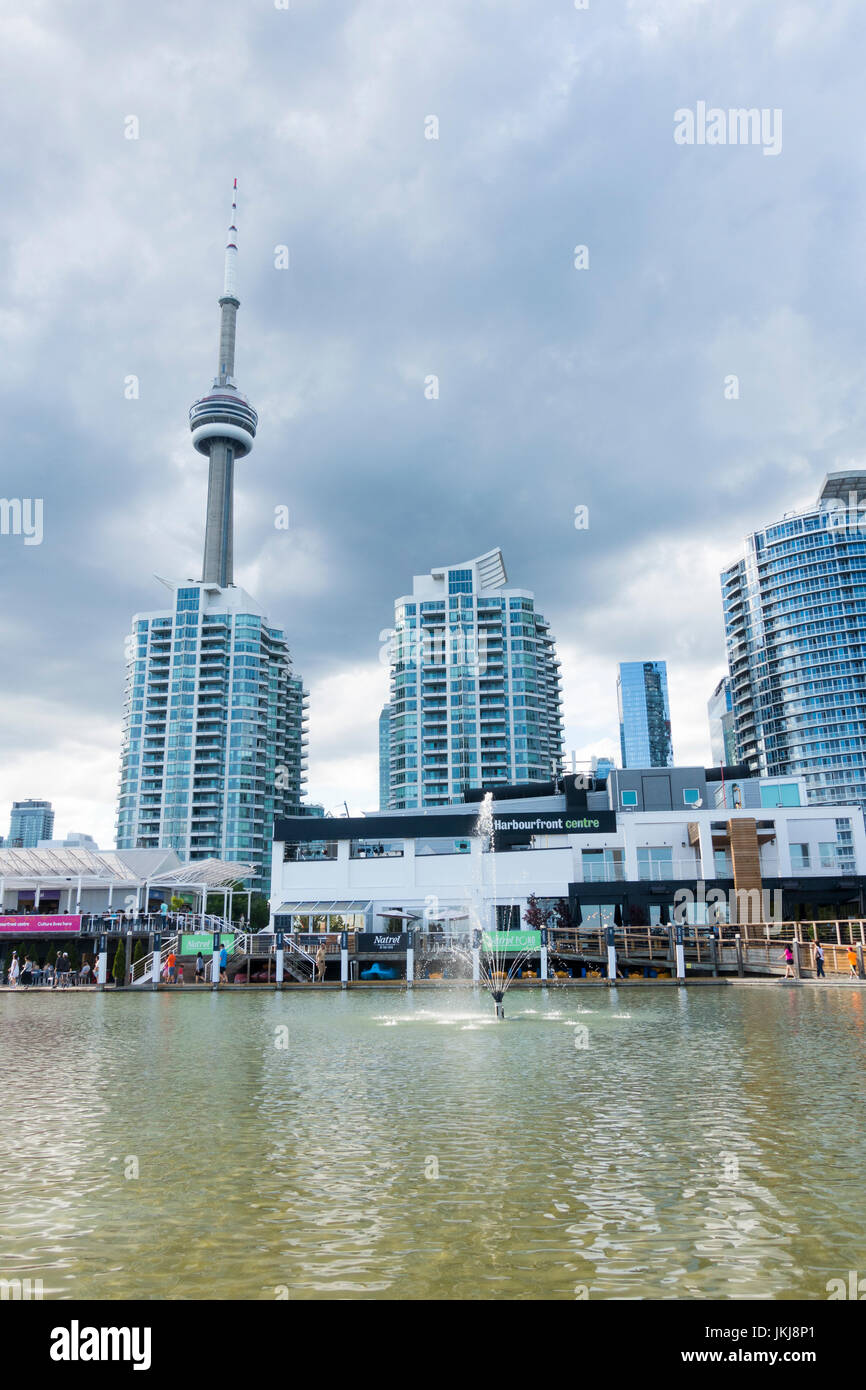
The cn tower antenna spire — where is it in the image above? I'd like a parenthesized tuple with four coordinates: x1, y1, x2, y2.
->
(223, 177, 239, 302)
(189, 178, 258, 588)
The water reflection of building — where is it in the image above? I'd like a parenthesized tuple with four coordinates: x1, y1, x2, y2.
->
(271, 766, 866, 932)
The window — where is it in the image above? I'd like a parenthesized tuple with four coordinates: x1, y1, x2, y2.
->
(581, 849, 624, 882)
(282, 840, 338, 862)
(790, 843, 810, 870)
(683, 788, 701, 806)
(637, 847, 674, 881)
(818, 842, 838, 870)
(350, 839, 404, 860)
(760, 783, 801, 807)
(416, 837, 472, 856)
(621, 789, 638, 808)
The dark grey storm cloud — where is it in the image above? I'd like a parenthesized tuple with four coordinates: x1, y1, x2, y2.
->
(2, 0, 866, 835)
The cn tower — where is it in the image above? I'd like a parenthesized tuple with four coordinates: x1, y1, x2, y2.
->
(189, 179, 258, 587)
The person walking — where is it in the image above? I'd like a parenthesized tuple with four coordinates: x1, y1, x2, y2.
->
(19, 955, 34, 989)
(219, 943, 228, 984)
(848, 945, 859, 979)
(782, 943, 795, 979)
(56, 951, 70, 989)
(8, 951, 20, 988)
(195, 951, 205, 984)
(315, 941, 327, 983)
(814, 941, 825, 979)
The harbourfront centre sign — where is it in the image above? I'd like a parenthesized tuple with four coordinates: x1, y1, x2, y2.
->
(492, 812, 615, 835)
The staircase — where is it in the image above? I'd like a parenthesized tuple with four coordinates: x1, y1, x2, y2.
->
(129, 926, 322, 986)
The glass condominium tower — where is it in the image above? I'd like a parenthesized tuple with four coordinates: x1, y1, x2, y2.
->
(617, 661, 674, 768)
(8, 799, 55, 848)
(722, 470, 866, 807)
(116, 185, 309, 891)
(384, 548, 564, 809)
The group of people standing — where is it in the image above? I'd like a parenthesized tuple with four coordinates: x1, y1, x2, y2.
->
(4, 949, 90, 988)
(162, 945, 229, 984)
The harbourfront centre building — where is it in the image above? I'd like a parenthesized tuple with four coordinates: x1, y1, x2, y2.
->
(270, 767, 866, 934)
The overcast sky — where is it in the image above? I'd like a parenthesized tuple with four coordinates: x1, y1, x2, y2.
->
(2, 0, 865, 846)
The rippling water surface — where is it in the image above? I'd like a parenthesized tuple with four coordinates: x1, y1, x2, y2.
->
(1, 986, 864, 1299)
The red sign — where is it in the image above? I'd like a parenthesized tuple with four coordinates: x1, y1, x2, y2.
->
(0, 915, 82, 934)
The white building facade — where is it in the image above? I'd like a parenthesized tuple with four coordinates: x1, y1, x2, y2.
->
(271, 782, 866, 933)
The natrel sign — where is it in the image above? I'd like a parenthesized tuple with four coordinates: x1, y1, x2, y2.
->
(493, 812, 615, 835)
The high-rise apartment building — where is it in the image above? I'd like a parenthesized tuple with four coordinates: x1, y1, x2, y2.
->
(617, 661, 674, 768)
(384, 548, 563, 809)
(378, 705, 391, 810)
(708, 676, 738, 766)
(8, 799, 54, 848)
(722, 470, 866, 806)
(116, 185, 309, 891)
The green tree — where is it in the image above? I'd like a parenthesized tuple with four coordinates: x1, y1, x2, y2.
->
(112, 937, 126, 985)
(249, 894, 270, 931)
(132, 939, 144, 964)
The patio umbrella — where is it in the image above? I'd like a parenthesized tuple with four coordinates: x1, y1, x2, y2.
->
(613, 903, 623, 927)
(659, 903, 670, 926)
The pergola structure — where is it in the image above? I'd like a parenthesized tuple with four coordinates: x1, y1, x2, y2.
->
(0, 848, 257, 925)
(151, 860, 259, 926)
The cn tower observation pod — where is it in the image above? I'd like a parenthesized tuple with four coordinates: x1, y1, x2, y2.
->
(189, 385, 258, 458)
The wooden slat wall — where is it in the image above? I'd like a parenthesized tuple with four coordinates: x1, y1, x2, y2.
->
(728, 818, 762, 922)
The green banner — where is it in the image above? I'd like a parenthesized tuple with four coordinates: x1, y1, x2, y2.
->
(180, 933, 236, 957)
(481, 930, 541, 953)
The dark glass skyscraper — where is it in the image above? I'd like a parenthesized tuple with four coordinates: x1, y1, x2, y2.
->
(722, 471, 866, 806)
(617, 661, 673, 768)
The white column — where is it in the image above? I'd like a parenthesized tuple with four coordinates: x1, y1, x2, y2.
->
(773, 814, 791, 877)
(406, 932, 414, 989)
(276, 935, 284, 986)
(151, 934, 162, 988)
(96, 941, 108, 988)
(75, 875, 82, 913)
(201, 885, 208, 932)
(340, 933, 349, 989)
(107, 883, 114, 909)
(211, 930, 221, 987)
(675, 924, 686, 980)
(697, 818, 716, 880)
(621, 821, 640, 884)
(540, 930, 549, 980)
(606, 929, 617, 982)
(34, 884, 41, 909)
(0, 877, 4, 914)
